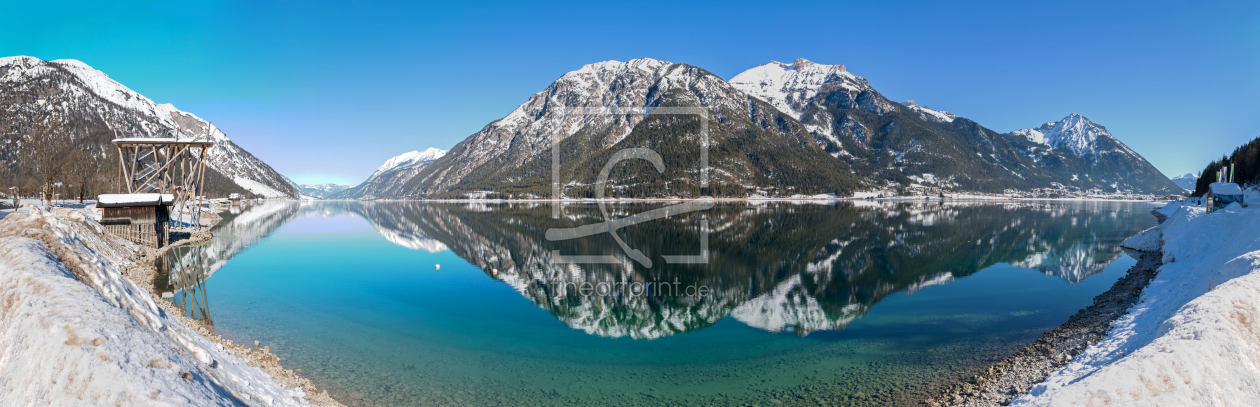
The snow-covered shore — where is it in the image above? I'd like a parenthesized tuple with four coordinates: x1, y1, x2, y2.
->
(1014, 201, 1260, 405)
(0, 206, 331, 406)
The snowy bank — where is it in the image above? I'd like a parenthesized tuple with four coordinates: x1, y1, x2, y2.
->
(1014, 201, 1260, 405)
(0, 207, 315, 406)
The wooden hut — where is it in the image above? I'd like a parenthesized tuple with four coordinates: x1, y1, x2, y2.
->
(98, 193, 174, 247)
(1205, 182, 1245, 213)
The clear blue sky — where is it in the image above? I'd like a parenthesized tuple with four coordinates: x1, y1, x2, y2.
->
(3, 1, 1258, 185)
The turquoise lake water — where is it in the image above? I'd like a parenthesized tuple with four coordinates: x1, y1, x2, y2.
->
(157, 201, 1156, 406)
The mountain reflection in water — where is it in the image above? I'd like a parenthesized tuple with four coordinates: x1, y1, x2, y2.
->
(158, 200, 1147, 339)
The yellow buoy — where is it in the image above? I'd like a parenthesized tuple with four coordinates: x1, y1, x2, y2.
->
(435, 264, 440, 270)
(492, 268, 498, 275)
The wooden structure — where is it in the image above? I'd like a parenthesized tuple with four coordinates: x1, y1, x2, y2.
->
(1205, 182, 1245, 213)
(98, 193, 173, 247)
(110, 137, 213, 228)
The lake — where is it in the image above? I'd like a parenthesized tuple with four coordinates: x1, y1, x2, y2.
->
(157, 200, 1156, 406)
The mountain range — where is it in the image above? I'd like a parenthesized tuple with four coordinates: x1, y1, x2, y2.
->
(0, 56, 301, 198)
(300, 183, 354, 198)
(0, 55, 1183, 200)
(1170, 173, 1198, 192)
(345, 58, 1182, 198)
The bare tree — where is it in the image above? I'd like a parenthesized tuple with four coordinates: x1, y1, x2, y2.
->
(67, 149, 100, 203)
(23, 119, 74, 202)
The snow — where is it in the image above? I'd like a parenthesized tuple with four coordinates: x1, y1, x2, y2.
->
(900, 100, 956, 123)
(1170, 173, 1198, 192)
(111, 137, 213, 144)
(1209, 182, 1243, 196)
(49, 58, 165, 116)
(729, 59, 859, 119)
(375, 147, 447, 173)
(573, 58, 669, 76)
(233, 176, 288, 199)
(1015, 202, 1260, 405)
(1011, 114, 1125, 161)
(0, 207, 311, 406)
(97, 193, 173, 206)
(300, 184, 351, 192)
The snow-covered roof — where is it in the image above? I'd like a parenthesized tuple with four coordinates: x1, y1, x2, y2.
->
(112, 138, 213, 146)
(1209, 183, 1243, 196)
(97, 193, 175, 207)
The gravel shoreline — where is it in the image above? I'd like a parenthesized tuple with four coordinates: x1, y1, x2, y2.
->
(926, 211, 1166, 406)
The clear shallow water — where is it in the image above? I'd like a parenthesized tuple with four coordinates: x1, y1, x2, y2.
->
(158, 201, 1156, 406)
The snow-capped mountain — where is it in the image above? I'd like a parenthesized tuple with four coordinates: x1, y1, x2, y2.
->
(332, 147, 447, 199)
(1011, 113, 1126, 160)
(0, 56, 301, 198)
(1004, 113, 1182, 194)
(728, 59, 881, 119)
(299, 183, 354, 198)
(1170, 173, 1198, 192)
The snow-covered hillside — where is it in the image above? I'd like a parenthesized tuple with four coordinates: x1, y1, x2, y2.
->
(0, 56, 301, 198)
(729, 59, 873, 119)
(0, 207, 314, 405)
(375, 147, 446, 174)
(900, 100, 957, 123)
(332, 148, 447, 199)
(1014, 202, 1260, 405)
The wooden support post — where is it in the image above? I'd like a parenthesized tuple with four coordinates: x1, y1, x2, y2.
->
(115, 145, 125, 193)
(196, 147, 208, 228)
(128, 146, 139, 193)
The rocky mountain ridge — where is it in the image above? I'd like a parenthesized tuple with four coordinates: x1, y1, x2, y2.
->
(389, 57, 865, 199)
